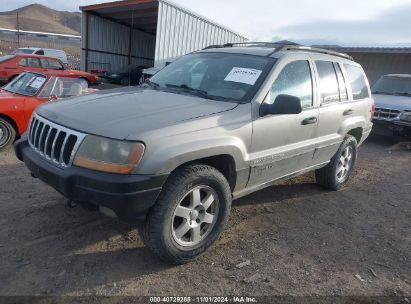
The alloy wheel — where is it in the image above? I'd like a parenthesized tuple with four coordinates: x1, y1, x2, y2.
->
(171, 185, 219, 247)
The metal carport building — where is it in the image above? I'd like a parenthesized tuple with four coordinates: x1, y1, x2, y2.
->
(80, 0, 247, 73)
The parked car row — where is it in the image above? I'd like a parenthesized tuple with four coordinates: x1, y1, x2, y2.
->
(0, 53, 99, 86)
(0, 71, 97, 151)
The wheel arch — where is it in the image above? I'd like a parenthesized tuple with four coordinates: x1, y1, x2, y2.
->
(167, 154, 238, 192)
(347, 127, 363, 143)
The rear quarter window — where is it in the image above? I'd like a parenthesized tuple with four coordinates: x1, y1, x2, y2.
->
(344, 64, 370, 100)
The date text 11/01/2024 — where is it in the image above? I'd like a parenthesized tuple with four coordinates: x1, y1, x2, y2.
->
(149, 296, 257, 303)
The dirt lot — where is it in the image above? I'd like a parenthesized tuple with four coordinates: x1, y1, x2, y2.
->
(0, 136, 410, 299)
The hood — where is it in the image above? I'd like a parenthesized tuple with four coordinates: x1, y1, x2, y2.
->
(37, 87, 238, 140)
(373, 94, 411, 111)
(0, 89, 26, 101)
(0, 89, 17, 99)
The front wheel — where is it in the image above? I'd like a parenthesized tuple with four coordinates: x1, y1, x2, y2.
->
(139, 164, 232, 264)
(315, 135, 358, 191)
(0, 118, 16, 152)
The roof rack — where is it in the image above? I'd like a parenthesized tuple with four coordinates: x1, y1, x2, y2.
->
(276, 45, 354, 60)
(203, 41, 353, 61)
(203, 41, 299, 49)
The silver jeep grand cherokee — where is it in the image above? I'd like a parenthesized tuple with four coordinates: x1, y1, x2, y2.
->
(15, 42, 374, 264)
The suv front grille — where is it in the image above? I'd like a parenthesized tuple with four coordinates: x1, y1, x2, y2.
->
(28, 113, 86, 168)
(374, 107, 401, 120)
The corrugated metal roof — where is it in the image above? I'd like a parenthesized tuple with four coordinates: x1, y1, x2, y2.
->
(80, 0, 246, 39)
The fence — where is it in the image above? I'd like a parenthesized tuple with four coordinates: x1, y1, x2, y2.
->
(0, 33, 81, 70)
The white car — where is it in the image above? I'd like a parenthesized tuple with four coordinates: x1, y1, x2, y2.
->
(12, 48, 68, 65)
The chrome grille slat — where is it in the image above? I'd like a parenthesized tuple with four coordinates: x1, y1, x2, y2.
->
(59, 136, 70, 166)
(373, 107, 401, 120)
(28, 113, 86, 168)
(43, 128, 52, 155)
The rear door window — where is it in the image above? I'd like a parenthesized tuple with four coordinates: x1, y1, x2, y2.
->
(40, 58, 64, 70)
(27, 58, 41, 68)
(315, 61, 340, 104)
(344, 64, 370, 100)
(35, 50, 45, 55)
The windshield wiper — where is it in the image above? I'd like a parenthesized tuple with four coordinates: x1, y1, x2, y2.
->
(165, 84, 215, 100)
(144, 79, 160, 89)
(393, 92, 411, 96)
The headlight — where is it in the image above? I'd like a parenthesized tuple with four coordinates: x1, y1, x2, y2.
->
(73, 135, 145, 174)
(400, 112, 411, 122)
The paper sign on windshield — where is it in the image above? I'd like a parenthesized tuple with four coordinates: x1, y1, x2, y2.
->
(224, 67, 262, 85)
(30, 77, 46, 89)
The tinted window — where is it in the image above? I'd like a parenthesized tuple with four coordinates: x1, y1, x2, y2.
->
(335, 63, 348, 102)
(18, 58, 28, 66)
(344, 64, 370, 100)
(35, 50, 44, 55)
(27, 58, 41, 68)
(12, 48, 35, 54)
(316, 61, 340, 104)
(372, 76, 411, 96)
(269, 60, 313, 108)
(40, 58, 63, 70)
(150, 53, 273, 102)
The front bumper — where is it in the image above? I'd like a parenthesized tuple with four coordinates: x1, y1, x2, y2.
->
(372, 119, 411, 138)
(14, 137, 168, 223)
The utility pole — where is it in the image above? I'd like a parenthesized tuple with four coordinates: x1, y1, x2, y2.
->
(16, 12, 20, 48)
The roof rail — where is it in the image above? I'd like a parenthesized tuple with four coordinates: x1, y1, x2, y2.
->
(203, 41, 300, 50)
(202, 42, 353, 61)
(276, 45, 354, 60)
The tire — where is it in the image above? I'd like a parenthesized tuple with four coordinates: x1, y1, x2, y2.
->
(79, 78, 89, 89)
(0, 118, 17, 152)
(139, 164, 232, 264)
(315, 135, 358, 191)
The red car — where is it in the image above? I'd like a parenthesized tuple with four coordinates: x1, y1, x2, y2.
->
(0, 71, 97, 151)
(0, 54, 99, 85)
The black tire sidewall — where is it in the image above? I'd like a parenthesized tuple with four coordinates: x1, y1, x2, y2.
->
(0, 118, 16, 151)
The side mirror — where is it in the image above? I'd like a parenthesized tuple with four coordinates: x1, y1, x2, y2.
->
(260, 94, 303, 116)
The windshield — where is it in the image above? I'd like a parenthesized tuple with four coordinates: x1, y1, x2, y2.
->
(12, 48, 35, 54)
(372, 76, 411, 96)
(149, 52, 274, 102)
(3, 72, 47, 96)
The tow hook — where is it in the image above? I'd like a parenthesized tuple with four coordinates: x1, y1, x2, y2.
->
(67, 200, 77, 209)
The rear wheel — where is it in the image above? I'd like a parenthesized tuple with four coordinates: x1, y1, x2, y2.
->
(139, 164, 232, 264)
(315, 135, 358, 190)
(0, 118, 16, 151)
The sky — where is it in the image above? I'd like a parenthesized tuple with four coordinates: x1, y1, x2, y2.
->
(2, 0, 411, 46)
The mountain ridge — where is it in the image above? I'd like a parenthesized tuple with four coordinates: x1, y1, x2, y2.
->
(0, 4, 81, 35)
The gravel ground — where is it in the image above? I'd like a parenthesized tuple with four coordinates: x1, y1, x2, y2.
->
(0, 136, 410, 299)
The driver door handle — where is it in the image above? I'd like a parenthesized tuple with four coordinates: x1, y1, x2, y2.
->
(343, 109, 354, 116)
(302, 117, 318, 125)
